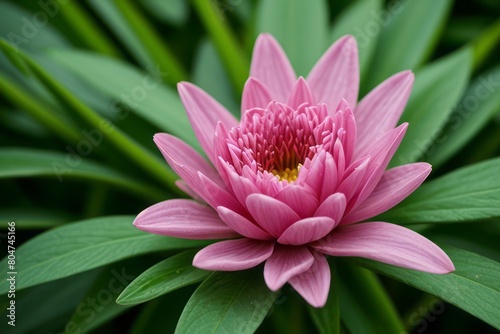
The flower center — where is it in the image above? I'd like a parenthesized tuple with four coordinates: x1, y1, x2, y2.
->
(272, 164, 301, 182)
(222, 102, 333, 183)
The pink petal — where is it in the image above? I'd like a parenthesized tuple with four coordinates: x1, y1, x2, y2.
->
(313, 222, 455, 274)
(134, 199, 238, 239)
(336, 156, 371, 202)
(175, 180, 204, 203)
(287, 77, 315, 109)
(264, 245, 314, 290)
(346, 123, 408, 214)
(193, 238, 275, 271)
(219, 159, 261, 207)
(217, 206, 273, 240)
(154, 133, 222, 200)
(276, 185, 319, 218)
(197, 172, 247, 215)
(250, 33, 296, 102)
(289, 252, 331, 308)
(355, 71, 414, 157)
(307, 35, 359, 111)
(246, 193, 301, 238)
(241, 77, 273, 113)
(333, 100, 357, 166)
(297, 150, 327, 196)
(277, 217, 337, 245)
(342, 163, 432, 224)
(315, 193, 347, 223)
(177, 82, 238, 163)
(319, 152, 338, 202)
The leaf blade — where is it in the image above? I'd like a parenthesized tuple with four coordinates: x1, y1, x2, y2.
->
(117, 250, 210, 305)
(176, 269, 278, 334)
(0, 216, 209, 293)
(358, 246, 500, 330)
(427, 66, 500, 167)
(364, 0, 453, 91)
(256, 0, 329, 76)
(382, 158, 500, 223)
(390, 48, 472, 167)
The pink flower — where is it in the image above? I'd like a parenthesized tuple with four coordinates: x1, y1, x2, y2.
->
(134, 34, 454, 307)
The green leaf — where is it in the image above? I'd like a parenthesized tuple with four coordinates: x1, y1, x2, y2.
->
(364, 0, 453, 91)
(390, 48, 471, 167)
(307, 264, 340, 334)
(427, 66, 500, 167)
(59, 2, 121, 57)
(65, 259, 152, 334)
(426, 223, 500, 263)
(192, 0, 249, 92)
(0, 148, 165, 201)
(88, 0, 152, 68)
(117, 250, 210, 305)
(113, 0, 187, 84)
(176, 269, 278, 334)
(131, 288, 193, 334)
(0, 2, 68, 53)
(0, 216, 209, 293)
(330, 0, 383, 83)
(358, 246, 500, 330)
(256, 0, 329, 76)
(140, 0, 189, 25)
(337, 263, 404, 334)
(0, 39, 181, 191)
(0, 208, 72, 229)
(0, 71, 80, 143)
(468, 19, 500, 71)
(47, 49, 199, 150)
(382, 158, 500, 223)
(337, 281, 377, 334)
(193, 39, 239, 116)
(0, 269, 100, 334)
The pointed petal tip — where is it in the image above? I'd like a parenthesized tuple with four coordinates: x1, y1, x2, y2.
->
(176, 81, 193, 94)
(336, 98, 353, 112)
(256, 32, 278, 44)
(399, 69, 415, 79)
(340, 34, 358, 55)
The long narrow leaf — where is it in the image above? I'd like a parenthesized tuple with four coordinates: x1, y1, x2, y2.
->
(0, 216, 209, 293)
(0, 148, 166, 201)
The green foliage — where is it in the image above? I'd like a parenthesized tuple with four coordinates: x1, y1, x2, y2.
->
(176, 269, 279, 334)
(0, 0, 499, 332)
(256, 0, 329, 76)
(359, 246, 500, 330)
(382, 158, 500, 223)
(117, 250, 210, 305)
(0, 216, 208, 293)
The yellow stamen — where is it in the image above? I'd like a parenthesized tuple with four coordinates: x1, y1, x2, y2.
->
(272, 164, 302, 182)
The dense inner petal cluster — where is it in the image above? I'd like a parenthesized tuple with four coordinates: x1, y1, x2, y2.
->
(221, 101, 353, 185)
